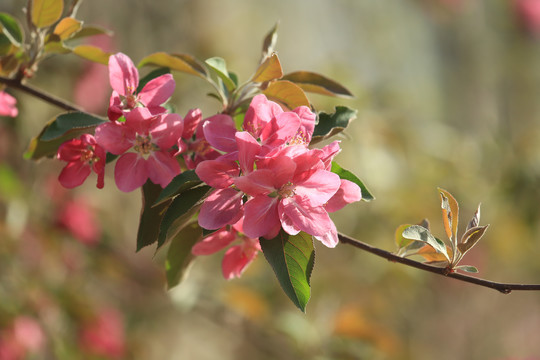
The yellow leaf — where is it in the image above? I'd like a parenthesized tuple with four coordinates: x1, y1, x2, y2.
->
(138, 52, 206, 78)
(262, 80, 310, 109)
(72, 45, 110, 65)
(252, 53, 283, 83)
(417, 244, 453, 263)
(32, 0, 64, 28)
(53, 17, 82, 40)
(438, 188, 459, 242)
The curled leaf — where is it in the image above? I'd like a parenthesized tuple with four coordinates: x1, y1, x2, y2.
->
(458, 225, 489, 254)
(252, 53, 283, 83)
(438, 188, 459, 243)
(262, 80, 310, 109)
(467, 203, 481, 231)
(260, 22, 278, 62)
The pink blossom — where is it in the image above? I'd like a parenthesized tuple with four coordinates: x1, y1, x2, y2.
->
(0, 91, 18, 117)
(192, 220, 261, 279)
(515, 0, 540, 34)
(79, 308, 126, 359)
(0, 316, 44, 360)
(107, 52, 175, 120)
(95, 107, 183, 192)
(57, 197, 101, 245)
(57, 134, 106, 189)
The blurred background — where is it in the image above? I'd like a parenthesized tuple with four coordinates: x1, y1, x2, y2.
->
(1, 0, 540, 359)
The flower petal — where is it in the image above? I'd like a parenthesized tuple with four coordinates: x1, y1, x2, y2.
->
(243, 94, 282, 138)
(150, 113, 184, 150)
(114, 153, 148, 192)
(94, 122, 133, 155)
(146, 151, 181, 188)
(294, 169, 341, 206)
(242, 196, 281, 239)
(108, 53, 139, 96)
(279, 196, 332, 237)
(192, 227, 237, 255)
(198, 188, 244, 230)
(58, 161, 92, 189)
(325, 179, 362, 212)
(138, 73, 175, 107)
(195, 159, 239, 188)
(314, 220, 339, 248)
(202, 114, 238, 153)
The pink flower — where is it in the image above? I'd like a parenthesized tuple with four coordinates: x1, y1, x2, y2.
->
(79, 308, 126, 359)
(192, 220, 261, 279)
(57, 134, 106, 189)
(515, 0, 540, 34)
(57, 197, 101, 245)
(235, 147, 342, 243)
(95, 107, 183, 192)
(0, 316, 45, 360)
(107, 52, 175, 120)
(0, 91, 18, 117)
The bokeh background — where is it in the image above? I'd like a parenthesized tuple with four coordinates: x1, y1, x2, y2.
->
(1, 0, 540, 359)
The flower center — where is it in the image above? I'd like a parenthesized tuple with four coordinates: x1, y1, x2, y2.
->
(278, 182, 295, 198)
(133, 134, 155, 155)
(121, 94, 139, 110)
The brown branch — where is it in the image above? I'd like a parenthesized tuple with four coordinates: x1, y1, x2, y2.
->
(0, 76, 86, 113)
(338, 232, 540, 294)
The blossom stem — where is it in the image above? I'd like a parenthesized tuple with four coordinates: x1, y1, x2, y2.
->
(337, 232, 540, 294)
(0, 76, 87, 113)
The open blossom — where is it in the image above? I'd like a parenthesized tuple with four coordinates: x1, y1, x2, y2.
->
(0, 91, 18, 117)
(107, 52, 175, 120)
(195, 94, 362, 248)
(57, 134, 106, 189)
(95, 107, 183, 192)
(192, 220, 261, 279)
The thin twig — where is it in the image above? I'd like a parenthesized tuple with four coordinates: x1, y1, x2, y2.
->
(0, 76, 86, 113)
(338, 232, 540, 294)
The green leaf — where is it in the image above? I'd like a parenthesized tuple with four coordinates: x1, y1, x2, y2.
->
(260, 231, 315, 312)
(205, 57, 236, 91)
(0, 34, 14, 56)
(0, 12, 23, 46)
(330, 162, 374, 201)
(137, 181, 171, 251)
(72, 45, 111, 64)
(32, 0, 64, 28)
(455, 265, 479, 273)
(311, 106, 357, 144)
(157, 185, 211, 248)
(165, 222, 202, 289)
(154, 170, 202, 206)
(24, 112, 106, 160)
(138, 52, 207, 78)
(402, 225, 450, 261)
(282, 71, 353, 98)
(137, 67, 171, 93)
(44, 41, 71, 54)
(41, 112, 106, 141)
(262, 80, 310, 109)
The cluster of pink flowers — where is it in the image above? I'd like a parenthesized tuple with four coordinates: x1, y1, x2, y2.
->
(0, 90, 18, 118)
(56, 52, 362, 279)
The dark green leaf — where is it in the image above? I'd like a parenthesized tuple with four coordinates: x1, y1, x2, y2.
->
(0, 12, 23, 46)
(205, 57, 236, 91)
(41, 112, 106, 141)
(260, 231, 315, 312)
(402, 225, 450, 261)
(24, 112, 106, 160)
(137, 67, 171, 93)
(154, 170, 202, 206)
(330, 162, 374, 201)
(282, 71, 353, 97)
(311, 106, 357, 144)
(137, 181, 171, 251)
(157, 185, 211, 248)
(165, 222, 203, 289)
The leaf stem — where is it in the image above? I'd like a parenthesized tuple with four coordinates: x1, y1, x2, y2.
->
(338, 232, 540, 294)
